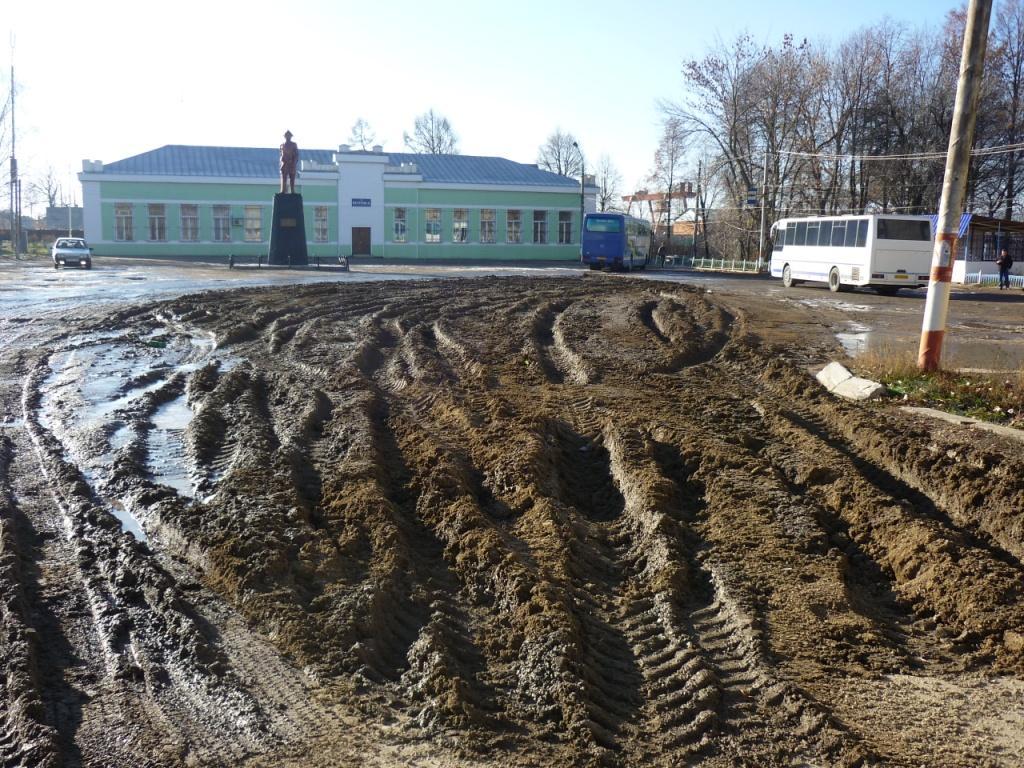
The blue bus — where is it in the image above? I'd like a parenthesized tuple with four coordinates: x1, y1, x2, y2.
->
(581, 213, 652, 271)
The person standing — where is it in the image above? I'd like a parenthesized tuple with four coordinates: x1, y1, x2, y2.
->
(996, 247, 1013, 289)
(657, 243, 666, 267)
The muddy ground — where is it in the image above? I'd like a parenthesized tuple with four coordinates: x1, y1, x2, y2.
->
(2, 269, 1024, 767)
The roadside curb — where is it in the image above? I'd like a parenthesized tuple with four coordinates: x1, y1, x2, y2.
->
(900, 406, 1024, 443)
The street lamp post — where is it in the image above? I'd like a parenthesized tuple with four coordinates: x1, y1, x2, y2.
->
(572, 141, 584, 252)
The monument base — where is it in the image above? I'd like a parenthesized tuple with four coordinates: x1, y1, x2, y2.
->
(268, 193, 308, 266)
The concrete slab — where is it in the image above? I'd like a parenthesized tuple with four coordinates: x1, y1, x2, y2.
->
(832, 377, 887, 401)
(816, 361, 854, 390)
(816, 362, 886, 401)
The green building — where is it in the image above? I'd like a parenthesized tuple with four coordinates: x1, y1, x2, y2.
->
(79, 144, 596, 261)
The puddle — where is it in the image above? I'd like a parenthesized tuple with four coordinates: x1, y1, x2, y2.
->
(146, 395, 194, 497)
(109, 499, 147, 541)
(36, 328, 222, 541)
(836, 326, 1024, 369)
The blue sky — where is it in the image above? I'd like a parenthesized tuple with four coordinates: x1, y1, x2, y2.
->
(4, 0, 959, 212)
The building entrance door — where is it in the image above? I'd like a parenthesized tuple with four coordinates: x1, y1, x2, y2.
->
(352, 227, 371, 256)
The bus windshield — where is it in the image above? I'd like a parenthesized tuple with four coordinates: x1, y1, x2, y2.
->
(586, 217, 623, 233)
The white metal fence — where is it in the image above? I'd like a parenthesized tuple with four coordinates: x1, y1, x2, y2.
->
(962, 271, 1024, 288)
(664, 255, 764, 273)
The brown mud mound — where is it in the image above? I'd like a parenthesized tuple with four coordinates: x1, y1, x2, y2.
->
(3, 275, 1024, 766)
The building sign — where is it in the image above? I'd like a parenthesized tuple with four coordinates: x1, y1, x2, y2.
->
(280, 218, 297, 227)
(351, 198, 371, 207)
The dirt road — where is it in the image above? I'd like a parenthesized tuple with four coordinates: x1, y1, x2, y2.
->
(2, 267, 1024, 767)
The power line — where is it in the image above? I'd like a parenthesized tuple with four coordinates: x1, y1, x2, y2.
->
(776, 141, 1024, 162)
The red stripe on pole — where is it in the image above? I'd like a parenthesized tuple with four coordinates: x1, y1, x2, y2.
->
(918, 329, 946, 372)
(930, 265, 954, 283)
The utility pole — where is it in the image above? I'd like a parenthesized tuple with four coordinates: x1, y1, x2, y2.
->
(9, 62, 16, 258)
(757, 152, 769, 270)
(919, 0, 993, 371)
(572, 141, 584, 255)
(692, 159, 701, 261)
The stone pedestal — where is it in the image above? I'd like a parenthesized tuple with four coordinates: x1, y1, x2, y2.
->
(268, 193, 308, 266)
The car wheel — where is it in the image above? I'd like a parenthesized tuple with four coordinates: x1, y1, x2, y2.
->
(828, 267, 842, 293)
(782, 264, 794, 288)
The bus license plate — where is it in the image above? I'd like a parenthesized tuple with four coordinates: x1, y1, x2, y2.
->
(893, 274, 908, 279)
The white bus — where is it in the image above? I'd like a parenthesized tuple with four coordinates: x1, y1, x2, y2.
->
(769, 214, 933, 294)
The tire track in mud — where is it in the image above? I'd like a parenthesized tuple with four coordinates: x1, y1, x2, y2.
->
(8, 275, 1024, 766)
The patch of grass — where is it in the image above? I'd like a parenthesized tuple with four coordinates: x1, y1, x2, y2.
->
(854, 346, 1024, 429)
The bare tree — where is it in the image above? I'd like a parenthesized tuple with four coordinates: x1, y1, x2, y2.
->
(594, 154, 623, 211)
(29, 166, 62, 209)
(650, 118, 688, 240)
(403, 110, 459, 155)
(537, 129, 583, 177)
(348, 118, 377, 150)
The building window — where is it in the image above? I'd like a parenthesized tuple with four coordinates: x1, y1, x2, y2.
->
(244, 206, 262, 242)
(393, 207, 407, 243)
(558, 211, 573, 244)
(148, 204, 166, 241)
(480, 209, 495, 244)
(453, 209, 468, 243)
(533, 210, 547, 244)
(180, 204, 199, 242)
(425, 208, 441, 243)
(507, 210, 521, 244)
(115, 203, 133, 241)
(314, 206, 329, 243)
(213, 205, 231, 242)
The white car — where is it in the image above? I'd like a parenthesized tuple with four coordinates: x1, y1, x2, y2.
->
(52, 237, 93, 269)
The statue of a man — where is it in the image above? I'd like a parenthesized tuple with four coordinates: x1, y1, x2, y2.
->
(280, 130, 299, 194)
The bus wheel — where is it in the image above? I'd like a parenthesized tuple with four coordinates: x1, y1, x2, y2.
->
(828, 267, 842, 293)
(782, 264, 795, 288)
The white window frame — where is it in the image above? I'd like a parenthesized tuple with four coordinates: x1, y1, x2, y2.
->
(507, 210, 521, 244)
(148, 204, 166, 242)
(533, 210, 547, 244)
(244, 206, 263, 242)
(180, 204, 199, 242)
(393, 207, 407, 243)
(115, 203, 134, 241)
(314, 206, 329, 243)
(453, 209, 468, 243)
(213, 205, 231, 242)
(480, 209, 495, 244)
(425, 208, 441, 243)
(558, 211, 573, 244)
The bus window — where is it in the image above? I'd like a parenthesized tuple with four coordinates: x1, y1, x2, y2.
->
(795, 221, 807, 245)
(845, 220, 859, 247)
(819, 221, 833, 246)
(785, 225, 795, 246)
(831, 221, 846, 246)
(807, 222, 820, 245)
(586, 217, 623, 233)
(773, 229, 785, 251)
(856, 219, 868, 247)
(877, 218, 930, 241)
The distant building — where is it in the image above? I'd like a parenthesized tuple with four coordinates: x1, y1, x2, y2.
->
(622, 183, 693, 238)
(45, 206, 84, 231)
(79, 144, 597, 260)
